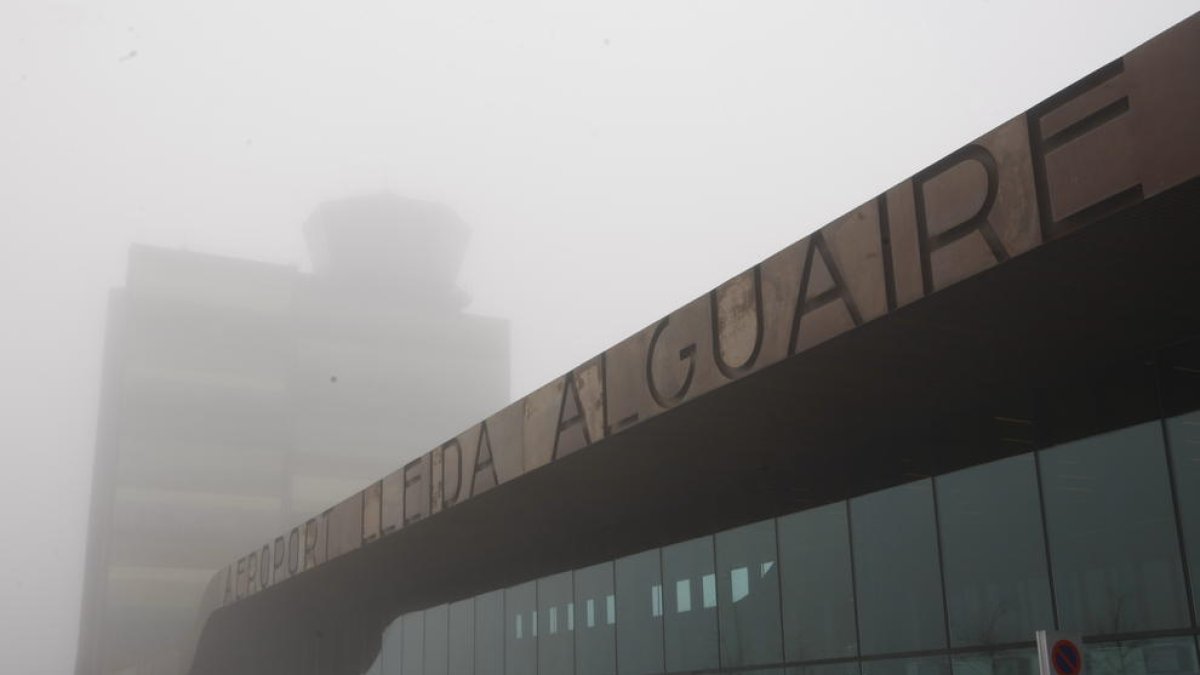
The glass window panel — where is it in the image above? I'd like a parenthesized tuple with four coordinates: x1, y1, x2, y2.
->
(951, 649, 1037, 675)
(575, 561, 615, 675)
(382, 616, 404, 675)
(716, 519, 783, 667)
(1160, 339, 1200, 419)
(787, 664, 861, 675)
(1040, 422, 1189, 634)
(449, 598, 475, 675)
(539, 571, 573, 675)
(615, 549, 664, 675)
(426, 604, 449, 675)
(862, 656, 950, 675)
(1086, 636, 1199, 675)
(851, 480, 947, 655)
(475, 590, 504, 675)
(937, 454, 1054, 647)
(403, 611, 425, 675)
(506, 581, 537, 675)
(779, 502, 858, 661)
(662, 536, 719, 672)
(367, 653, 381, 675)
(1168, 411, 1200, 612)
(676, 579, 691, 613)
(732, 568, 749, 602)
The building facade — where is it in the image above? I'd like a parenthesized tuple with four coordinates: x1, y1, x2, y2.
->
(76, 196, 509, 675)
(186, 12, 1200, 675)
(362, 365, 1200, 675)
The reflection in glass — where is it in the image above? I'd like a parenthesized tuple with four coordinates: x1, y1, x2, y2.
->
(539, 571, 573, 675)
(778, 502, 857, 661)
(425, 604, 448, 675)
(951, 649, 1037, 675)
(787, 663, 861, 675)
(716, 519, 783, 667)
(662, 536, 719, 672)
(506, 581, 537, 675)
(1040, 423, 1189, 634)
(370, 413, 1200, 675)
(575, 561, 615, 675)
(1168, 411, 1200, 612)
(615, 549, 663, 675)
(1086, 637, 1199, 675)
(852, 480, 947, 655)
(862, 656, 950, 675)
(937, 455, 1054, 647)
(448, 598, 474, 675)
(676, 579, 691, 613)
(403, 611, 425, 675)
(382, 616, 404, 675)
(475, 590, 504, 675)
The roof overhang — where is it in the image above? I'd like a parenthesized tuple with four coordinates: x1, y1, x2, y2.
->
(188, 12, 1200, 675)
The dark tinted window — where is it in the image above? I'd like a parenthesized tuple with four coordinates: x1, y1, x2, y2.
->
(951, 648, 1037, 675)
(787, 664, 861, 675)
(449, 598, 475, 675)
(851, 479, 947, 655)
(615, 549, 664, 675)
(778, 502, 857, 661)
(716, 519, 783, 667)
(575, 561, 615, 675)
(425, 604, 449, 675)
(862, 656, 950, 675)
(1167, 411, 1200, 613)
(382, 616, 404, 675)
(538, 572, 574, 675)
(1085, 637, 1199, 675)
(662, 535, 719, 671)
(937, 455, 1053, 647)
(506, 581, 537, 675)
(475, 590, 504, 675)
(1040, 423, 1189, 634)
(403, 611, 425, 675)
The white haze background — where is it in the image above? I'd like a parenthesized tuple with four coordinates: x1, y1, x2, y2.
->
(0, 1, 1195, 672)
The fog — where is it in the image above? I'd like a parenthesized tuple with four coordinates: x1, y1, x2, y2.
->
(0, 1, 1194, 672)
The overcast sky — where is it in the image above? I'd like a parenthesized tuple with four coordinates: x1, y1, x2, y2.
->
(0, 1, 1195, 672)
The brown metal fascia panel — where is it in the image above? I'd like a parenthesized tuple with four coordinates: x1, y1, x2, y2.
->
(186, 7, 1200, 653)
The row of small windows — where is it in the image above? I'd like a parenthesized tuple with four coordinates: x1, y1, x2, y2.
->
(513, 598, 614, 639)
(510, 565, 767, 638)
(366, 412, 1200, 675)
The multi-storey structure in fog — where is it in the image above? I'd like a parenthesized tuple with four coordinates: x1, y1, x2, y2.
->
(76, 195, 509, 675)
(186, 14, 1200, 675)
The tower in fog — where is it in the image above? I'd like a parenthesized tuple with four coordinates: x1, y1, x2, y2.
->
(76, 194, 509, 675)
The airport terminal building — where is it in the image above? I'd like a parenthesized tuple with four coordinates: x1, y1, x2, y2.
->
(183, 13, 1200, 675)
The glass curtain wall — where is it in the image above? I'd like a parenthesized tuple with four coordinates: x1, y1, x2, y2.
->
(369, 344, 1200, 675)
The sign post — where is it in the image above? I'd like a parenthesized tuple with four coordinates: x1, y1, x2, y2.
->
(1037, 630, 1084, 675)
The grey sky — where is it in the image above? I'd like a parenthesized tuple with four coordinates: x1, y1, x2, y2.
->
(0, 1, 1195, 672)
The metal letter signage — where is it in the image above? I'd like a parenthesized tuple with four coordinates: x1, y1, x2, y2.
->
(199, 13, 1200, 617)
